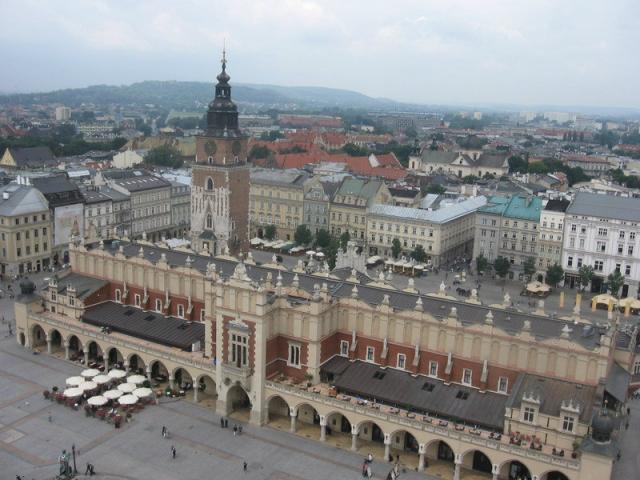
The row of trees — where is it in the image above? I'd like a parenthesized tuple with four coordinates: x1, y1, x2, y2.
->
(475, 255, 627, 297)
(507, 155, 591, 186)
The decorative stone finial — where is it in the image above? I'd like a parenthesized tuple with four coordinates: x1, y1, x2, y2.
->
(415, 296, 423, 311)
(561, 324, 571, 338)
(185, 256, 193, 268)
(292, 274, 300, 288)
(523, 319, 532, 331)
(351, 285, 359, 298)
(276, 272, 283, 287)
(382, 294, 390, 305)
(485, 310, 494, 325)
(138, 246, 144, 257)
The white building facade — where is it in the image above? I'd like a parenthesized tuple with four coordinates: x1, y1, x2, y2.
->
(562, 192, 640, 297)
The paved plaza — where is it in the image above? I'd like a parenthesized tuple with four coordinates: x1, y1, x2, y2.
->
(0, 322, 428, 480)
(250, 249, 618, 325)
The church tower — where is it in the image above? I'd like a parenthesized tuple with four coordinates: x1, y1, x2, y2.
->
(191, 50, 250, 255)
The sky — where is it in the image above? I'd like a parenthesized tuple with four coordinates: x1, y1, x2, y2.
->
(1, 0, 640, 108)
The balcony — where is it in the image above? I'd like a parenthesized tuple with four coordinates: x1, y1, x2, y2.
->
(221, 363, 253, 392)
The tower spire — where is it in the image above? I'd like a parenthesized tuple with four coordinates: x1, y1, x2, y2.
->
(221, 40, 227, 71)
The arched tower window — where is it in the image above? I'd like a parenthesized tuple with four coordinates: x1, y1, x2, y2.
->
(206, 214, 213, 229)
(206, 178, 213, 190)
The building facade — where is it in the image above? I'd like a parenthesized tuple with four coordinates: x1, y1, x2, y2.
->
(249, 169, 308, 241)
(562, 192, 640, 296)
(0, 184, 53, 275)
(112, 149, 144, 169)
(537, 200, 570, 280)
(473, 195, 543, 279)
(14, 239, 627, 480)
(81, 187, 114, 242)
(366, 197, 486, 266)
(191, 52, 250, 255)
(408, 150, 509, 178)
(169, 181, 190, 239)
(302, 177, 340, 235)
(330, 177, 391, 244)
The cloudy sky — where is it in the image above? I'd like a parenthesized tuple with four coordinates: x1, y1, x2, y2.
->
(2, 0, 639, 108)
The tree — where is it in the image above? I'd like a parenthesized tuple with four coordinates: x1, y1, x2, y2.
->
(325, 237, 340, 269)
(462, 175, 479, 184)
(315, 229, 330, 249)
(259, 130, 284, 141)
(493, 257, 511, 280)
(607, 270, 625, 298)
(144, 144, 183, 168)
(523, 257, 536, 281)
(425, 184, 446, 195)
(342, 143, 369, 156)
(508, 155, 529, 173)
(476, 254, 489, 274)
(264, 225, 277, 240)
(138, 124, 152, 136)
(248, 145, 272, 160)
(545, 263, 564, 287)
(294, 224, 313, 245)
(578, 265, 594, 291)
(410, 244, 427, 263)
(339, 231, 351, 251)
(391, 238, 402, 259)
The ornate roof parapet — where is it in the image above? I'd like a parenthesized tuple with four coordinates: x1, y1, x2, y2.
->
(245, 251, 255, 265)
(185, 255, 193, 268)
(231, 261, 251, 283)
(561, 398, 581, 414)
(351, 285, 359, 299)
(347, 268, 359, 283)
(404, 278, 418, 294)
(312, 283, 321, 301)
(522, 391, 541, 405)
(292, 273, 300, 289)
(561, 323, 572, 339)
(484, 310, 494, 326)
(293, 259, 305, 273)
(414, 296, 423, 312)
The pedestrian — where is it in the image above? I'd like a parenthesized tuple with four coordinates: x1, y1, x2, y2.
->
(233, 424, 238, 436)
(8, 324, 11, 335)
(48, 412, 52, 423)
(224, 418, 229, 428)
(162, 426, 166, 437)
(220, 417, 224, 428)
(171, 446, 176, 459)
(238, 425, 243, 435)
(243, 461, 247, 472)
(367, 453, 373, 463)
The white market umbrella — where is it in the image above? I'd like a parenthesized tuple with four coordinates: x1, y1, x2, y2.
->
(78, 381, 98, 391)
(306, 250, 316, 256)
(87, 395, 108, 407)
(63, 387, 84, 398)
(107, 369, 127, 379)
(93, 374, 111, 385)
(65, 376, 84, 387)
(118, 394, 138, 405)
(103, 389, 123, 400)
(117, 383, 136, 393)
(126, 375, 147, 385)
(133, 387, 153, 398)
(315, 252, 325, 258)
(81, 368, 100, 378)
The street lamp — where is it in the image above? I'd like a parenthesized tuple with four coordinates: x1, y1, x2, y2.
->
(71, 443, 77, 474)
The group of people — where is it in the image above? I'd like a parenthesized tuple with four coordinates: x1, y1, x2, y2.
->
(219, 416, 243, 435)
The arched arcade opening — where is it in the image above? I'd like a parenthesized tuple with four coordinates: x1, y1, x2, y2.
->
(194, 374, 217, 408)
(325, 411, 353, 450)
(226, 383, 252, 421)
(500, 460, 531, 480)
(31, 324, 47, 349)
(461, 449, 493, 478)
(540, 472, 570, 480)
(128, 354, 146, 374)
(425, 440, 455, 478)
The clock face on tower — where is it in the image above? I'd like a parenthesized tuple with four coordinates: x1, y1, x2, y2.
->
(232, 140, 242, 155)
(204, 140, 217, 155)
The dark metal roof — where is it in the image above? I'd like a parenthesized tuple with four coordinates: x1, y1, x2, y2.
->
(322, 356, 507, 430)
(82, 301, 204, 350)
(5, 146, 56, 168)
(506, 373, 597, 423)
(605, 362, 630, 403)
(92, 240, 602, 350)
(56, 272, 108, 300)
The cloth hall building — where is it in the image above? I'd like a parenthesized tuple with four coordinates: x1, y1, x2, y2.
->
(13, 55, 631, 480)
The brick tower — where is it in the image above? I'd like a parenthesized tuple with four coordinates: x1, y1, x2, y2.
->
(191, 50, 250, 255)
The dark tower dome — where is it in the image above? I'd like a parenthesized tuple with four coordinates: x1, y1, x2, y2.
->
(591, 406, 614, 443)
(206, 48, 242, 136)
(19, 278, 36, 295)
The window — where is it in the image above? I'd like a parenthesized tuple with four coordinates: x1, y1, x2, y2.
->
(115, 289, 121, 302)
(16, 232, 20, 241)
(429, 361, 438, 377)
(51, 291, 57, 301)
(288, 343, 301, 367)
(200, 309, 206, 321)
(631, 232, 636, 241)
(155, 299, 162, 312)
(598, 227, 608, 237)
(498, 377, 508, 393)
(562, 416, 575, 432)
(625, 265, 631, 276)
(397, 354, 406, 370)
(594, 260, 604, 272)
(567, 256, 573, 267)
(629, 245, 634, 256)
(634, 361, 640, 375)
(16, 247, 21, 257)
(366, 346, 375, 362)
(571, 224, 577, 232)
(230, 333, 248, 367)
(462, 368, 472, 385)
(134, 294, 141, 307)
(577, 258, 583, 268)
(340, 340, 349, 356)
(177, 304, 185, 318)
(523, 406, 536, 423)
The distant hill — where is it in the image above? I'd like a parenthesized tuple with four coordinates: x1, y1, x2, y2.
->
(0, 80, 406, 111)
